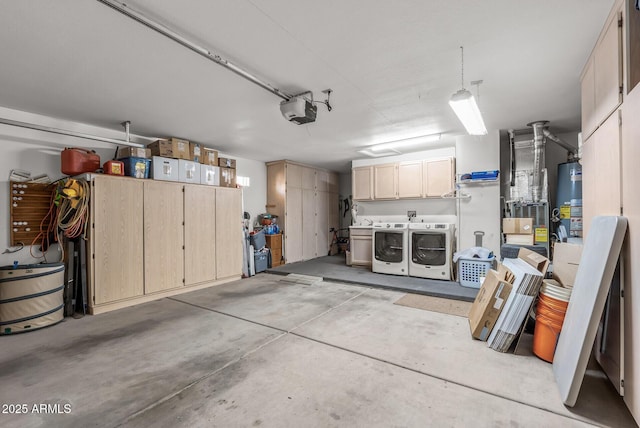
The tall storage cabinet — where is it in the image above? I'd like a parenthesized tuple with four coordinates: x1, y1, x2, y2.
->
(185, 184, 216, 286)
(581, 1, 640, 424)
(88, 175, 242, 314)
(215, 187, 243, 279)
(144, 181, 185, 293)
(91, 176, 144, 305)
(266, 160, 339, 264)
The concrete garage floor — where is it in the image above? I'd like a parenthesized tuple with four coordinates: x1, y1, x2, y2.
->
(0, 274, 636, 427)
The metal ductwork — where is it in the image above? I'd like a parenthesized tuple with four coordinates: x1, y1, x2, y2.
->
(528, 121, 547, 203)
(542, 128, 578, 157)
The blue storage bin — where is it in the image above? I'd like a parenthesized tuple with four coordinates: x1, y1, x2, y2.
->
(470, 170, 499, 180)
(119, 157, 151, 179)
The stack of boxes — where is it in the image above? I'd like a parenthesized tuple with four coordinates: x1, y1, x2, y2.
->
(200, 147, 220, 186)
(117, 146, 152, 178)
(139, 138, 235, 187)
(218, 157, 237, 188)
(113, 137, 235, 187)
(503, 217, 534, 245)
(149, 138, 199, 183)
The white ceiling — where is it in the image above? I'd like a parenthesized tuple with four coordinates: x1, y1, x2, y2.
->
(0, 1, 613, 172)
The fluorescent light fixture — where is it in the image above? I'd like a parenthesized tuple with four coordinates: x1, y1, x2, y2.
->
(449, 89, 487, 135)
(358, 133, 442, 157)
(369, 133, 441, 152)
(357, 148, 400, 158)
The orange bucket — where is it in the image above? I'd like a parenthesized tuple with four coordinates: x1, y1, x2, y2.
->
(532, 289, 570, 362)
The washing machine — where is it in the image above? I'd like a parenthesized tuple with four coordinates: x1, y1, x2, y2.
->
(408, 223, 455, 280)
(371, 223, 409, 276)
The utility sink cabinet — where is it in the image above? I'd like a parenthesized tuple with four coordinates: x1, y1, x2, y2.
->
(349, 226, 372, 267)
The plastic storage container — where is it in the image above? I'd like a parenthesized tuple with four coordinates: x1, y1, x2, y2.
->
(250, 229, 266, 250)
(61, 148, 100, 175)
(254, 250, 269, 273)
(458, 256, 495, 288)
(120, 157, 151, 179)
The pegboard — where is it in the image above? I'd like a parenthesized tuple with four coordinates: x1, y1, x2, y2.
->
(9, 181, 56, 246)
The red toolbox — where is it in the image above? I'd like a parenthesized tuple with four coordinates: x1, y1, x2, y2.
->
(61, 148, 100, 176)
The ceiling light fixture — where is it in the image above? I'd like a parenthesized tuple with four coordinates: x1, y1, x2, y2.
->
(449, 46, 487, 136)
(358, 133, 441, 157)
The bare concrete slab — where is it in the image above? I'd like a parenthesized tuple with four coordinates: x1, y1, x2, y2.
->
(293, 287, 636, 427)
(0, 275, 633, 428)
(0, 298, 281, 428)
(170, 274, 364, 331)
(121, 334, 595, 428)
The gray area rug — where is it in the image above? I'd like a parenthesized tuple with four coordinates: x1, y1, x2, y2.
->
(267, 255, 478, 302)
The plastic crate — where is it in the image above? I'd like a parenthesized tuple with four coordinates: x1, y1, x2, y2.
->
(119, 157, 151, 179)
(254, 250, 269, 273)
(458, 256, 494, 288)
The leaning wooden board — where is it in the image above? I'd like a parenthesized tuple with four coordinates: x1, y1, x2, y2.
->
(9, 181, 55, 246)
(553, 216, 627, 406)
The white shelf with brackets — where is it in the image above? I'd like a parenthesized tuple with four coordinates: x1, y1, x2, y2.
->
(441, 186, 471, 200)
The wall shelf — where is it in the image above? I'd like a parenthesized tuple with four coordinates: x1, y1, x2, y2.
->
(457, 171, 499, 184)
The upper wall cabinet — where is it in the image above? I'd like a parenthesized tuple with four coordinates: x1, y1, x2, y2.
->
(424, 158, 455, 197)
(581, 6, 623, 138)
(352, 166, 374, 201)
(353, 156, 455, 201)
(373, 163, 398, 199)
(398, 161, 423, 198)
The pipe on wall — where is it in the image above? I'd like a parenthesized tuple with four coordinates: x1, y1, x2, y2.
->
(97, 0, 292, 101)
(0, 117, 144, 148)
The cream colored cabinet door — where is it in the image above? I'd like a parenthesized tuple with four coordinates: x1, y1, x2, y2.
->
(352, 166, 373, 200)
(144, 181, 185, 294)
(424, 158, 454, 197)
(184, 185, 216, 285)
(91, 176, 144, 305)
(302, 189, 317, 260)
(350, 231, 372, 266)
(285, 187, 303, 263)
(581, 134, 596, 239)
(317, 169, 328, 192)
(594, 10, 622, 127)
(302, 166, 316, 190)
(398, 161, 423, 198)
(215, 187, 242, 279)
(286, 163, 303, 187)
(581, 59, 597, 138)
(582, 111, 621, 237)
(373, 163, 397, 199)
(327, 172, 339, 194)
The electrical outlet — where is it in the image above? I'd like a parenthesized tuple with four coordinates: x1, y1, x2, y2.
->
(407, 210, 416, 218)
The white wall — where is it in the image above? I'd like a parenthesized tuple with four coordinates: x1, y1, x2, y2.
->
(455, 131, 501, 256)
(224, 153, 266, 227)
(0, 106, 266, 265)
(338, 172, 352, 231)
